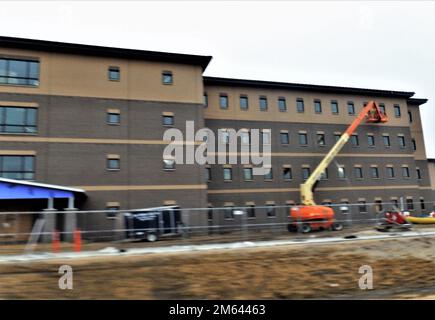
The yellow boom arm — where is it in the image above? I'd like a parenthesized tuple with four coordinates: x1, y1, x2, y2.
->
(300, 101, 384, 206)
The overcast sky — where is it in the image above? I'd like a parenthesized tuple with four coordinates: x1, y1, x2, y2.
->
(1, 1, 434, 157)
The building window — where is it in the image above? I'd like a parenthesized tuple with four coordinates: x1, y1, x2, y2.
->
(314, 100, 322, 113)
(338, 166, 346, 179)
(0, 58, 40, 86)
(350, 134, 359, 146)
(320, 168, 328, 180)
(302, 167, 310, 180)
(331, 101, 339, 114)
(0, 155, 35, 180)
(107, 112, 120, 125)
(317, 133, 326, 146)
(224, 206, 234, 220)
(371, 167, 379, 179)
(412, 139, 416, 151)
(387, 166, 395, 179)
(162, 115, 174, 126)
(280, 132, 289, 145)
(205, 167, 211, 182)
(278, 98, 287, 112)
(416, 168, 422, 180)
(406, 198, 414, 210)
(298, 133, 308, 146)
(107, 157, 120, 170)
(266, 204, 276, 218)
(283, 167, 292, 181)
(408, 111, 413, 123)
(394, 105, 401, 117)
(296, 98, 304, 113)
(108, 66, 120, 81)
(247, 205, 256, 218)
(240, 95, 249, 110)
(219, 94, 228, 109)
(162, 71, 173, 85)
(334, 133, 341, 142)
(243, 167, 253, 181)
(398, 136, 406, 148)
(259, 96, 268, 111)
(379, 103, 386, 114)
(223, 168, 232, 181)
(358, 201, 367, 213)
(383, 135, 390, 147)
(402, 166, 410, 178)
(367, 134, 375, 147)
(163, 158, 175, 170)
(264, 168, 273, 180)
(262, 131, 271, 145)
(347, 101, 355, 115)
(0, 106, 37, 133)
(203, 93, 208, 107)
(354, 167, 363, 179)
(420, 198, 426, 210)
(375, 200, 383, 213)
(106, 206, 120, 219)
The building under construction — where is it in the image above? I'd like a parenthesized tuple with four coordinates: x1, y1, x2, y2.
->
(0, 36, 432, 239)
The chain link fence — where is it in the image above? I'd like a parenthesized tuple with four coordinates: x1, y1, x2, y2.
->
(0, 201, 434, 254)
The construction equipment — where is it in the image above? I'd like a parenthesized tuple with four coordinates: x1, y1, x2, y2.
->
(375, 211, 412, 231)
(288, 101, 388, 233)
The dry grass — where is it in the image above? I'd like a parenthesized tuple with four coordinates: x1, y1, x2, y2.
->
(1, 236, 435, 299)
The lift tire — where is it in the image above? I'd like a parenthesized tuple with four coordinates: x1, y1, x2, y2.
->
(331, 223, 344, 231)
(299, 224, 312, 233)
(146, 233, 158, 242)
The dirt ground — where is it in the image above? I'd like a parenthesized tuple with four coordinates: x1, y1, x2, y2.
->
(1, 235, 435, 299)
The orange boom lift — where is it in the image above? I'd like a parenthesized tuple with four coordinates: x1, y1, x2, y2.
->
(288, 101, 388, 233)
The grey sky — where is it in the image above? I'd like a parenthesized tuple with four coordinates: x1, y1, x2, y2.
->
(1, 1, 434, 157)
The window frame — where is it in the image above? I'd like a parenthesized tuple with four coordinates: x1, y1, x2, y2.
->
(162, 71, 173, 85)
(108, 66, 120, 81)
(0, 106, 38, 134)
(0, 57, 40, 86)
(0, 155, 35, 180)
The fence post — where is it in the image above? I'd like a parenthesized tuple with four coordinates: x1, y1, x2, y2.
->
(73, 228, 81, 252)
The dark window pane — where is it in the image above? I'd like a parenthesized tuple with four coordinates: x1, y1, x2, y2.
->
(8, 60, 27, 78)
(314, 100, 322, 113)
(5, 107, 25, 125)
(408, 111, 413, 123)
(108, 159, 120, 170)
(417, 168, 422, 179)
(259, 97, 268, 111)
(398, 136, 406, 147)
(162, 72, 173, 84)
(163, 116, 174, 126)
(302, 168, 310, 180)
(394, 105, 401, 117)
(355, 167, 363, 179)
(223, 168, 232, 180)
(371, 167, 379, 178)
(108, 113, 120, 124)
(0, 59, 7, 76)
(203, 94, 208, 107)
(283, 167, 292, 180)
(220, 95, 228, 109)
(387, 167, 395, 178)
(244, 168, 253, 180)
(278, 98, 287, 111)
(267, 205, 276, 217)
(383, 136, 390, 146)
(296, 99, 304, 112)
(402, 167, 410, 178)
(299, 133, 308, 145)
(317, 134, 325, 146)
(240, 96, 248, 110)
(2, 156, 21, 171)
(379, 104, 386, 114)
(108, 67, 120, 81)
(331, 101, 339, 114)
(280, 132, 289, 144)
(264, 168, 273, 180)
(29, 62, 39, 79)
(347, 102, 355, 115)
(367, 135, 375, 146)
(351, 135, 359, 146)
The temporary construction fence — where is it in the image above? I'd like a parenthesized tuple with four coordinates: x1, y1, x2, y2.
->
(0, 201, 434, 250)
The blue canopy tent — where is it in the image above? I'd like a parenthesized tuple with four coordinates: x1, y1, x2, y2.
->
(0, 177, 86, 242)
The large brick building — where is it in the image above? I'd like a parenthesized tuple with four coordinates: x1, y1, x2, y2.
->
(0, 36, 432, 238)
